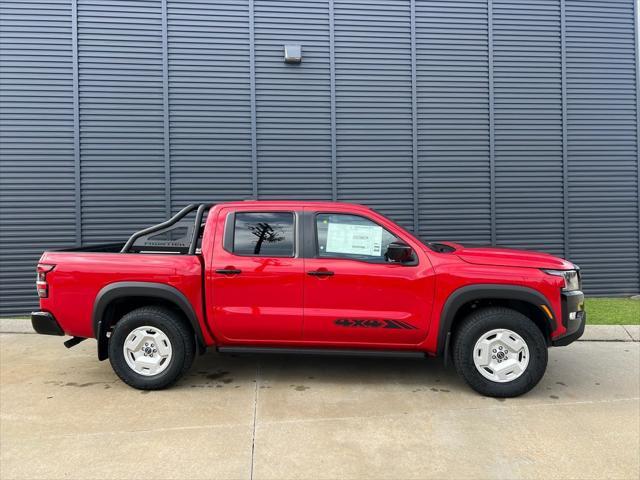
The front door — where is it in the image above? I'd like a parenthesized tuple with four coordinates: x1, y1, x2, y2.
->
(302, 209, 434, 346)
(210, 207, 303, 342)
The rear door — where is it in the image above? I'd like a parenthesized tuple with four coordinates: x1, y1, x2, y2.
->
(302, 208, 435, 346)
(210, 206, 304, 342)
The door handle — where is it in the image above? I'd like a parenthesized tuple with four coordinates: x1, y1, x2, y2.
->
(307, 270, 334, 277)
(216, 269, 242, 275)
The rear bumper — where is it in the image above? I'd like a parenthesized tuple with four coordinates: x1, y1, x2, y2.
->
(551, 291, 586, 347)
(31, 311, 64, 336)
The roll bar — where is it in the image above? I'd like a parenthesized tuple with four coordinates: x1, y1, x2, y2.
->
(121, 203, 212, 254)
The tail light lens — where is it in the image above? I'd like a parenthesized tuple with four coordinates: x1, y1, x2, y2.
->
(36, 264, 55, 298)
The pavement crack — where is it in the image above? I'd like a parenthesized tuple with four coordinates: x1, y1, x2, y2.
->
(29, 421, 251, 440)
(250, 359, 260, 480)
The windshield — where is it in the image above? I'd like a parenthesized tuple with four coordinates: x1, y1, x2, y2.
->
(369, 208, 457, 253)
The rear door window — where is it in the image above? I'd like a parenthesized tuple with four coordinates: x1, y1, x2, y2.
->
(233, 212, 295, 257)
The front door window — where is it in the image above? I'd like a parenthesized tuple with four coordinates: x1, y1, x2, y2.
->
(315, 213, 399, 262)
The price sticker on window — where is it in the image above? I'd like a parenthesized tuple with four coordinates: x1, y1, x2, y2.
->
(326, 222, 383, 256)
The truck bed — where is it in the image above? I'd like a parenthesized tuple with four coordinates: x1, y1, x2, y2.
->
(38, 249, 207, 340)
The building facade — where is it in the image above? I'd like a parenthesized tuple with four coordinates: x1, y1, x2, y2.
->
(1, 0, 639, 315)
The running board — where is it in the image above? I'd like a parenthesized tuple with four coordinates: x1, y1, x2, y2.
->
(217, 346, 426, 359)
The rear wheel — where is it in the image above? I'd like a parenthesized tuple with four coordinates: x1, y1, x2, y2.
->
(452, 307, 548, 397)
(108, 306, 195, 390)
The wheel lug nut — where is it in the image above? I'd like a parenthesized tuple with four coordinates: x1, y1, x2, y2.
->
(498, 346, 502, 350)
(493, 349, 497, 353)
(492, 355, 496, 359)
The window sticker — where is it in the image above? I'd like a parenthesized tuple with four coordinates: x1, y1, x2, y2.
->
(325, 222, 383, 256)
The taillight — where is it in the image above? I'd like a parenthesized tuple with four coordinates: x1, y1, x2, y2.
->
(36, 264, 55, 298)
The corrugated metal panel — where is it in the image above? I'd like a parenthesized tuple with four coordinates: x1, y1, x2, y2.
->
(254, 0, 332, 199)
(1, 0, 639, 315)
(334, 0, 414, 227)
(77, 0, 166, 242)
(0, 0, 75, 315)
(416, 0, 492, 244)
(565, 0, 640, 293)
(493, 0, 565, 255)
(167, 0, 253, 209)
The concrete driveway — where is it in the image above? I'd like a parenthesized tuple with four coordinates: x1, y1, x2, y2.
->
(1, 333, 638, 480)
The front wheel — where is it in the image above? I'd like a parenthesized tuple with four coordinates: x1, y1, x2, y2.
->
(452, 307, 548, 398)
(108, 306, 195, 390)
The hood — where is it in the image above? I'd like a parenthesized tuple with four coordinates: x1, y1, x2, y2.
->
(445, 243, 575, 270)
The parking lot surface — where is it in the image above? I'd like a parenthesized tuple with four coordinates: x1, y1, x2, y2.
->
(1, 333, 638, 480)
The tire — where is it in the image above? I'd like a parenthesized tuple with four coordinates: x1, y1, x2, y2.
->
(452, 306, 548, 398)
(108, 306, 195, 390)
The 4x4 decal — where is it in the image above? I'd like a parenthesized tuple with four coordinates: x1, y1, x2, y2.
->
(334, 318, 417, 330)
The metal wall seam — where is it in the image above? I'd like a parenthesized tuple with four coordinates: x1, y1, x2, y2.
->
(410, 0, 419, 234)
(329, 0, 337, 201)
(488, 0, 496, 246)
(72, 0, 81, 246)
(635, 0, 640, 289)
(161, 0, 171, 217)
(560, 0, 569, 259)
(249, 0, 258, 199)
(333, 1, 414, 227)
(565, 0, 638, 293)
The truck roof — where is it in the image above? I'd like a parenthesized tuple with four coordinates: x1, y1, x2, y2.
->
(213, 200, 372, 210)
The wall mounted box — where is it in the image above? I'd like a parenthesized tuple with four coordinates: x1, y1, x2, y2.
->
(284, 44, 302, 63)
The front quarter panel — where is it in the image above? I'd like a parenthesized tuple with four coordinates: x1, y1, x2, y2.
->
(419, 250, 565, 354)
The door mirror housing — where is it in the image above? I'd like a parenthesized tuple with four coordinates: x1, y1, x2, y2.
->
(385, 242, 414, 264)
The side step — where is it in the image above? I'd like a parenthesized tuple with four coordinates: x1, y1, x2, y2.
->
(217, 346, 426, 359)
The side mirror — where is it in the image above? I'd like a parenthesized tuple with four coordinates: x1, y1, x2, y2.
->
(385, 242, 414, 264)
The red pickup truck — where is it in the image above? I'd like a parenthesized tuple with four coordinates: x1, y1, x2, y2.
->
(32, 201, 585, 397)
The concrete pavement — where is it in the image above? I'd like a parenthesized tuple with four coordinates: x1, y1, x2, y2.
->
(1, 333, 638, 480)
(579, 324, 639, 342)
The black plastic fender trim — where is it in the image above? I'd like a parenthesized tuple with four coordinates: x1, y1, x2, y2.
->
(92, 281, 206, 360)
(437, 284, 556, 357)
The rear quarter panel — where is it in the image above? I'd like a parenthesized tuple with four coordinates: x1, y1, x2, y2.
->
(38, 251, 210, 342)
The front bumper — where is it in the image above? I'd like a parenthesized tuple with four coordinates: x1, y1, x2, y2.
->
(31, 311, 64, 336)
(551, 291, 586, 346)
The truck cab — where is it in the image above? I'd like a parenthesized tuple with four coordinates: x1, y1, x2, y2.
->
(32, 201, 586, 397)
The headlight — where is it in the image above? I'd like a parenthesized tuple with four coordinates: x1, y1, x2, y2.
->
(542, 269, 580, 291)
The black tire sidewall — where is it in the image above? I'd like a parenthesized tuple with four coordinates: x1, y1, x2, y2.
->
(453, 308, 548, 398)
(109, 307, 190, 390)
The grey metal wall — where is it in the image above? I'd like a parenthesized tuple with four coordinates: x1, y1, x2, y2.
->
(1, 0, 639, 315)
